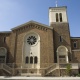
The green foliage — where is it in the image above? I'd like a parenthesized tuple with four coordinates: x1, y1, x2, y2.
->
(66, 64, 71, 76)
(77, 74, 80, 77)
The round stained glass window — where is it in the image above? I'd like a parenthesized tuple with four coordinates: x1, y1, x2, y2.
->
(27, 36, 37, 45)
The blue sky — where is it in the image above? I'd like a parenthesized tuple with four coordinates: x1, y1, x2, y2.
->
(0, 0, 80, 37)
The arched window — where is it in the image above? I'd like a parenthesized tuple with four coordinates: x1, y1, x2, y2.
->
(34, 56, 38, 64)
(26, 56, 29, 63)
(59, 13, 62, 22)
(73, 42, 77, 48)
(56, 13, 58, 22)
(30, 56, 33, 64)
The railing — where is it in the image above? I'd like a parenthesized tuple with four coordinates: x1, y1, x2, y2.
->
(59, 63, 79, 69)
(0, 63, 13, 74)
(2, 63, 12, 74)
(45, 64, 57, 75)
(59, 63, 72, 68)
(0, 63, 79, 76)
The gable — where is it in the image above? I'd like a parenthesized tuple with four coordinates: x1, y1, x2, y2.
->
(11, 21, 53, 32)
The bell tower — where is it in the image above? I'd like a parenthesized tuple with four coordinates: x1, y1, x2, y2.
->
(49, 6, 68, 25)
(49, 5, 72, 63)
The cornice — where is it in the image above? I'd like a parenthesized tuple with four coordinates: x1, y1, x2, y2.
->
(71, 37, 80, 39)
(49, 6, 67, 11)
(0, 31, 11, 33)
(72, 49, 80, 51)
(49, 6, 67, 9)
(0, 31, 11, 36)
(11, 20, 53, 32)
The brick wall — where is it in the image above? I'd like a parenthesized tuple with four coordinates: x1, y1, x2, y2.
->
(9, 24, 54, 68)
(51, 23, 71, 62)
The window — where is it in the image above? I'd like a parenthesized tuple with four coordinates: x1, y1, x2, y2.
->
(59, 36, 63, 42)
(27, 36, 37, 45)
(59, 13, 62, 22)
(73, 42, 77, 48)
(3, 37, 6, 43)
(56, 13, 63, 22)
(30, 56, 33, 64)
(25, 56, 38, 64)
(59, 55, 65, 58)
(34, 56, 38, 64)
(26, 56, 29, 63)
(56, 13, 59, 22)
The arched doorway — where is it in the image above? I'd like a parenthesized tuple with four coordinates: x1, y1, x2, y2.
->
(23, 32, 40, 68)
(0, 47, 7, 63)
(57, 46, 68, 63)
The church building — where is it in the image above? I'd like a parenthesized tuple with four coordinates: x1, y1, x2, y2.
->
(0, 5, 80, 76)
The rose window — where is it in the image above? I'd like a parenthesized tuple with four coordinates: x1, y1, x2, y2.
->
(27, 36, 37, 45)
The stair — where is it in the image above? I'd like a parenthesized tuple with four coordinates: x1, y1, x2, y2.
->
(45, 64, 57, 75)
(0, 63, 12, 74)
(21, 73, 41, 77)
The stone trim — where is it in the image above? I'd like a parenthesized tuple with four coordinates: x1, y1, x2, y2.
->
(50, 22, 68, 25)
(71, 37, 80, 39)
(11, 20, 53, 31)
(49, 6, 67, 9)
(0, 31, 11, 33)
(72, 49, 80, 51)
(12, 23, 49, 32)
(0, 31, 11, 36)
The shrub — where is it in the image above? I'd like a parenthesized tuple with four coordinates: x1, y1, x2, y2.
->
(66, 64, 71, 76)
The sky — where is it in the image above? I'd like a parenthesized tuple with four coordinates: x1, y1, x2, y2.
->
(0, 0, 80, 37)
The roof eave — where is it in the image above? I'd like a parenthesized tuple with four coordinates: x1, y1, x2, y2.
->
(71, 37, 80, 39)
(11, 20, 53, 31)
(0, 31, 11, 34)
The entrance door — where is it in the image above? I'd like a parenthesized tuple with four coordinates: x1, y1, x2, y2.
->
(59, 55, 66, 63)
(57, 46, 68, 63)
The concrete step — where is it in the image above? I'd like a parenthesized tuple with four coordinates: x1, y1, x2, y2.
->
(21, 73, 41, 77)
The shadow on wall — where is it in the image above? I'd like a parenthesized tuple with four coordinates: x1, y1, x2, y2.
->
(0, 35, 14, 63)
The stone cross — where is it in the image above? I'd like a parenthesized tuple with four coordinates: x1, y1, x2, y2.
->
(55, 0, 58, 7)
